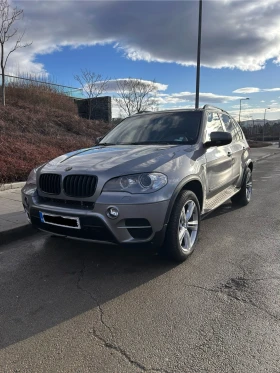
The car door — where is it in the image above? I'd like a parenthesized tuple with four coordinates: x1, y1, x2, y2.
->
(204, 111, 233, 196)
(220, 113, 244, 185)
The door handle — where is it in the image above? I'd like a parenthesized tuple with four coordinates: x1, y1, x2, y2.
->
(227, 151, 232, 157)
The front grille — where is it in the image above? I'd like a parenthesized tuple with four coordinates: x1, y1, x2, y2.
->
(63, 175, 97, 198)
(39, 173, 61, 195)
(38, 196, 94, 210)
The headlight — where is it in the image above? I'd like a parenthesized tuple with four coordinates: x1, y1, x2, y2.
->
(26, 168, 37, 185)
(103, 173, 168, 193)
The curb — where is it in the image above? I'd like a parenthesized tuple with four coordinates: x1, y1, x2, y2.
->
(0, 181, 26, 192)
(253, 151, 280, 163)
(0, 223, 38, 246)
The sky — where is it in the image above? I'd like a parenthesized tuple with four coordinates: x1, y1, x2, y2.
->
(6, 0, 280, 119)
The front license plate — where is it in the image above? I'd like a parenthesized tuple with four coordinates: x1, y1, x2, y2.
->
(39, 212, 81, 229)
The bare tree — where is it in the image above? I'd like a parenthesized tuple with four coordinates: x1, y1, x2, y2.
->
(115, 78, 158, 117)
(74, 69, 110, 119)
(0, 0, 32, 105)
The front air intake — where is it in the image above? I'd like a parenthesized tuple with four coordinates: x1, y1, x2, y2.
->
(125, 218, 153, 239)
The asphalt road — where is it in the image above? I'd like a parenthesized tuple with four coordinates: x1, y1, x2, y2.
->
(1, 154, 280, 373)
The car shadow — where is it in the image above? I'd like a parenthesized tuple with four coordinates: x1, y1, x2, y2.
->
(202, 201, 244, 221)
(1, 201, 244, 349)
(0, 234, 177, 349)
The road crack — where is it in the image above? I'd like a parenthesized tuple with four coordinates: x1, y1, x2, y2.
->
(76, 259, 173, 373)
(76, 258, 114, 338)
(185, 278, 280, 322)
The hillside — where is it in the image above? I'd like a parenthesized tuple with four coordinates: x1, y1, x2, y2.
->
(0, 85, 111, 184)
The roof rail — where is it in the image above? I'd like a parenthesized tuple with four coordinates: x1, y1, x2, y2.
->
(203, 105, 224, 111)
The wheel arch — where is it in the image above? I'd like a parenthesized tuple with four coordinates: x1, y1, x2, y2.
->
(164, 177, 204, 225)
(243, 160, 253, 183)
(247, 161, 253, 172)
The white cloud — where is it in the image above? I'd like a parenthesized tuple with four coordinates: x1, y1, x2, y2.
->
(271, 100, 276, 102)
(233, 87, 260, 94)
(3, 0, 280, 74)
(157, 91, 243, 105)
(102, 79, 168, 93)
(261, 100, 266, 102)
(158, 104, 194, 111)
(233, 87, 280, 94)
(231, 103, 251, 109)
(111, 89, 242, 117)
(229, 106, 280, 121)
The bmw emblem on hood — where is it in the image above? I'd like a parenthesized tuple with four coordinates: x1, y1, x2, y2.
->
(65, 166, 72, 171)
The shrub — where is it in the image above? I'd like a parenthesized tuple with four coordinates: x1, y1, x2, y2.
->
(0, 84, 111, 184)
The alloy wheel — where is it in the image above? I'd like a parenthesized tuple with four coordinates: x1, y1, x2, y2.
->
(246, 171, 253, 201)
(178, 200, 199, 253)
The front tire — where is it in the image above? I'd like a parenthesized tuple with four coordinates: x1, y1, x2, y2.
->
(231, 167, 252, 206)
(162, 190, 201, 262)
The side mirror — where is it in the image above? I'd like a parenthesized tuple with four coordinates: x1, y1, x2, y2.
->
(95, 136, 103, 145)
(204, 131, 232, 148)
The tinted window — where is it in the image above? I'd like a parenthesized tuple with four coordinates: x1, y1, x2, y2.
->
(100, 112, 202, 145)
(221, 114, 234, 132)
(231, 117, 244, 140)
(220, 113, 246, 141)
(220, 113, 238, 140)
(205, 112, 224, 141)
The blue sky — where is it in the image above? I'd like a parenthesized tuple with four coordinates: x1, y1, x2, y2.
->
(9, 1, 280, 119)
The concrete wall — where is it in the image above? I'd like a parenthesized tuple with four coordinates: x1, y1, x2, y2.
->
(75, 96, 112, 123)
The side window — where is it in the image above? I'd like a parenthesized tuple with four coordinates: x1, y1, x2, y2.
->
(221, 114, 234, 132)
(231, 117, 245, 140)
(220, 113, 238, 140)
(205, 112, 224, 142)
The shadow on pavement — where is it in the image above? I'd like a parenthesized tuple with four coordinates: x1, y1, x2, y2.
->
(202, 201, 243, 220)
(0, 234, 177, 349)
(0, 200, 244, 349)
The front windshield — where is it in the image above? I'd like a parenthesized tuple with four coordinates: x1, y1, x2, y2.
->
(100, 111, 202, 145)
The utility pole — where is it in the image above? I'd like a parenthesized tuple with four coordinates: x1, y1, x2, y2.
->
(239, 98, 249, 124)
(195, 0, 202, 109)
(263, 107, 270, 142)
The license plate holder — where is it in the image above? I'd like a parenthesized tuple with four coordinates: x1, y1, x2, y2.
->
(39, 212, 81, 229)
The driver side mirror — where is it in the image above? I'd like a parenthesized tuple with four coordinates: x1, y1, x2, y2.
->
(204, 131, 232, 148)
(95, 136, 103, 145)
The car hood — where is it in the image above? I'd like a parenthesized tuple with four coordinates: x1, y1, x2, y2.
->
(42, 144, 194, 175)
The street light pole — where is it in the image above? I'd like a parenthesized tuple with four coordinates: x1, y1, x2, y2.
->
(195, 0, 202, 109)
(263, 107, 270, 142)
(239, 97, 249, 124)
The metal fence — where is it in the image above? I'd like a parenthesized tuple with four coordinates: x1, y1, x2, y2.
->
(0, 73, 84, 99)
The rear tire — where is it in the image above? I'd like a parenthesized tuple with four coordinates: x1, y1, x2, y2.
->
(162, 190, 201, 262)
(231, 167, 252, 206)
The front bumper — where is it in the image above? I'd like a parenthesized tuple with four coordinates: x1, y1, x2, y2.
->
(22, 188, 169, 247)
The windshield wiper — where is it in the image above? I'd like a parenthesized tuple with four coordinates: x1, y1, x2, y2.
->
(118, 141, 185, 145)
(98, 143, 117, 146)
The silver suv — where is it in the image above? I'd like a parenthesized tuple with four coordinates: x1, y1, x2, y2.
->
(22, 105, 253, 262)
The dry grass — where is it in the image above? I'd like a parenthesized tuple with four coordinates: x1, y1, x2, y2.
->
(0, 83, 111, 184)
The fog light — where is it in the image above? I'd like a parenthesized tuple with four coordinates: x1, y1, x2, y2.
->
(107, 206, 119, 219)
